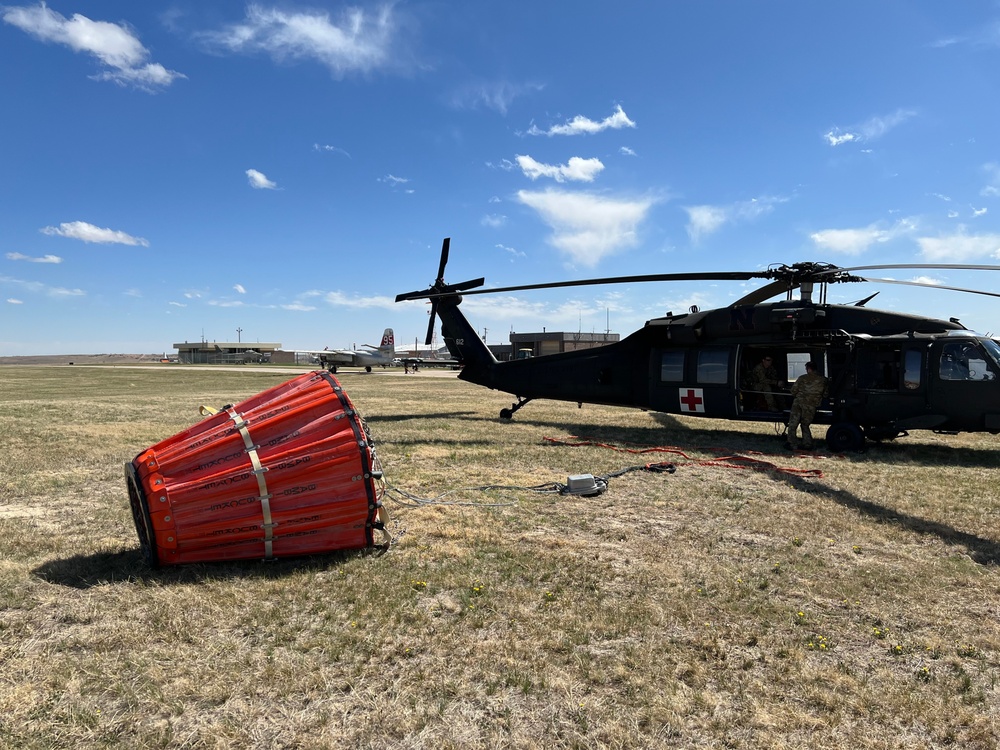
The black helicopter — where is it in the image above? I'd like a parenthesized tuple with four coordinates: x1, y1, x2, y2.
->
(396, 238, 1000, 451)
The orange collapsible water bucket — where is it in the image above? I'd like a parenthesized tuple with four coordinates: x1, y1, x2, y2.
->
(125, 370, 387, 566)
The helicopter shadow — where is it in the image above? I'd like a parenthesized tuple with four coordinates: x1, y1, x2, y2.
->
(514, 414, 788, 455)
(857, 438, 1000, 469)
(515, 415, 1000, 563)
(32, 546, 369, 590)
(775, 472, 1000, 566)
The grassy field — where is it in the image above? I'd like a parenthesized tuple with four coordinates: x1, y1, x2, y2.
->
(2, 365, 1000, 749)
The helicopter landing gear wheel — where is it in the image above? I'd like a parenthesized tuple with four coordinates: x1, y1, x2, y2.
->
(365, 366, 372, 373)
(499, 397, 532, 421)
(826, 422, 865, 452)
(328, 365, 338, 374)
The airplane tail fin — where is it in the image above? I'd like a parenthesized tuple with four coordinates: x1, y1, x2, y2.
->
(379, 328, 394, 354)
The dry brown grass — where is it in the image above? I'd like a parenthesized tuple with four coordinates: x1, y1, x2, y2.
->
(2, 364, 1000, 749)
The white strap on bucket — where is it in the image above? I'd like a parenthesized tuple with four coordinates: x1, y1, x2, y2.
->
(225, 407, 275, 559)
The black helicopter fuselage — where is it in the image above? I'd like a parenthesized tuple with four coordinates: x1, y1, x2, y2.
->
(395, 238, 1000, 449)
(436, 294, 1000, 444)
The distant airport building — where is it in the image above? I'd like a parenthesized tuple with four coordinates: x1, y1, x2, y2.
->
(173, 341, 281, 365)
(508, 331, 619, 359)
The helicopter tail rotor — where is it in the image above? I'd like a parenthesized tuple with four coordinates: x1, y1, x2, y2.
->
(394, 238, 485, 345)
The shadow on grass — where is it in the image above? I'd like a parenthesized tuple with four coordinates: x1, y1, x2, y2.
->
(531, 416, 1000, 564)
(32, 546, 374, 590)
(366, 411, 479, 423)
(519, 412, 1000, 468)
(777, 473, 1000, 566)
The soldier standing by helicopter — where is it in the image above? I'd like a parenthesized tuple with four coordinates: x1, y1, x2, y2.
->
(749, 354, 780, 411)
(787, 361, 828, 450)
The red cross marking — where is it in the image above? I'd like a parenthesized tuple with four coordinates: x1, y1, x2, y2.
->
(679, 388, 704, 412)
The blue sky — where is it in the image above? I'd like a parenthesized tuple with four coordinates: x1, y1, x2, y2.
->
(3, 1, 1000, 356)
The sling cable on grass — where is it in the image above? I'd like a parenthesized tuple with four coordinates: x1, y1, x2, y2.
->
(543, 436, 827, 479)
(380, 456, 677, 510)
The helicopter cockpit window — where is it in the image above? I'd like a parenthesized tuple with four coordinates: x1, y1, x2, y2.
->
(983, 338, 1000, 370)
(697, 349, 729, 384)
(660, 351, 685, 382)
(939, 341, 996, 382)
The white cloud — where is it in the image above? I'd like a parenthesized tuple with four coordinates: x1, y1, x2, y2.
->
(683, 205, 728, 243)
(49, 286, 86, 297)
(378, 174, 413, 193)
(496, 243, 525, 261)
(515, 155, 604, 183)
(972, 207, 988, 217)
(313, 143, 351, 157)
(1, 4, 184, 90)
(461, 291, 634, 330)
(824, 131, 858, 147)
(619, 146, 636, 156)
(981, 162, 1000, 197)
(516, 189, 656, 266)
(168, 301, 186, 307)
(486, 159, 516, 172)
(234, 284, 246, 294)
(528, 104, 636, 137)
(40, 221, 149, 246)
(917, 227, 1000, 261)
(203, 5, 398, 77)
(809, 219, 916, 256)
(6, 252, 62, 263)
(0, 275, 84, 297)
(449, 80, 545, 115)
(481, 214, 507, 228)
(655, 291, 717, 316)
(322, 291, 397, 309)
(683, 196, 788, 242)
(7, 298, 23, 304)
(823, 108, 916, 147)
(859, 109, 916, 139)
(246, 168, 277, 189)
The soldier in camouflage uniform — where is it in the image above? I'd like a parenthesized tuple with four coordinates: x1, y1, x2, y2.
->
(787, 361, 828, 449)
(749, 354, 780, 410)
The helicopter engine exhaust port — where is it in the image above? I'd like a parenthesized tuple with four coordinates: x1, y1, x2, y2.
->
(826, 422, 866, 453)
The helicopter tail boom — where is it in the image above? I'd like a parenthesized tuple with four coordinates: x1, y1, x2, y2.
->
(435, 295, 498, 387)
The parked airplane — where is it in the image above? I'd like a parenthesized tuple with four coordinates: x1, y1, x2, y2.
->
(304, 328, 397, 373)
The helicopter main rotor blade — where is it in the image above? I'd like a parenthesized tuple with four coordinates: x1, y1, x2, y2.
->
(857, 276, 1000, 299)
(730, 280, 799, 307)
(417, 270, 767, 298)
(819, 263, 1000, 275)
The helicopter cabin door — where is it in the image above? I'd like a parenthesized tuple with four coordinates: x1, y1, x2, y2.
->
(927, 338, 1000, 432)
(850, 344, 929, 430)
(648, 347, 739, 418)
